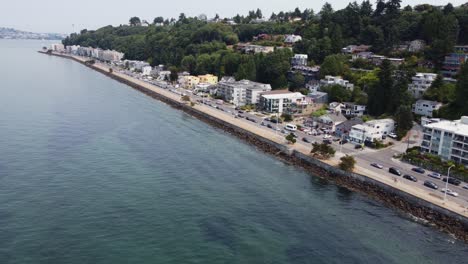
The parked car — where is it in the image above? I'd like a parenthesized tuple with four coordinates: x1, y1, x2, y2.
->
(302, 137, 311, 143)
(323, 139, 332, 145)
(388, 133, 398, 139)
(339, 139, 349, 145)
(323, 135, 332, 140)
(354, 144, 363, 149)
(389, 167, 402, 176)
(267, 124, 273, 129)
(371, 163, 384, 169)
(412, 167, 425, 174)
(403, 174, 418, 182)
(441, 188, 459, 197)
(428, 172, 442, 179)
(442, 177, 461, 186)
(424, 180, 438, 190)
(261, 122, 266, 126)
(463, 184, 468, 190)
(333, 138, 340, 142)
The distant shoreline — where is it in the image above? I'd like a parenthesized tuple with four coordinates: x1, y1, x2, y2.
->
(40, 50, 468, 242)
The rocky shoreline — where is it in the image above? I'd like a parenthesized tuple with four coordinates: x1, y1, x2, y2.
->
(42, 51, 468, 243)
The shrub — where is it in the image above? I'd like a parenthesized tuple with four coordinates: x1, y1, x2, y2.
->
(311, 142, 335, 159)
(286, 133, 296, 144)
(339, 155, 356, 172)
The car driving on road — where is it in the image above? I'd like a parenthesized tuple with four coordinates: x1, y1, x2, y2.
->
(371, 163, 384, 169)
(424, 180, 438, 190)
(441, 188, 459, 197)
(442, 177, 461, 186)
(403, 174, 418, 182)
(412, 167, 425, 174)
(389, 167, 402, 176)
(428, 172, 442, 179)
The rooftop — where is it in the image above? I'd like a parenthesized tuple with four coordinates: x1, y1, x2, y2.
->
(425, 116, 468, 136)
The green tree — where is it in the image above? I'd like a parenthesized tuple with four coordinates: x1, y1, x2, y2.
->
(311, 142, 336, 159)
(453, 62, 468, 115)
(368, 60, 393, 116)
(153, 17, 164, 24)
(339, 155, 356, 172)
(321, 84, 352, 102)
(195, 54, 212, 75)
(181, 55, 197, 73)
(289, 72, 305, 90)
(320, 54, 347, 78)
(169, 66, 179, 83)
(129, 17, 141, 26)
(286, 133, 297, 144)
(395, 105, 413, 139)
(235, 56, 256, 81)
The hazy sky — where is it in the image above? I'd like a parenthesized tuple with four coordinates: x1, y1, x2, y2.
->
(1, 0, 465, 34)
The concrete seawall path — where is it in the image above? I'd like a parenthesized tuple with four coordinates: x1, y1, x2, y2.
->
(41, 51, 468, 241)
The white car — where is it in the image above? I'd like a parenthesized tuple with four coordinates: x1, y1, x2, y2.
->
(441, 188, 459, 197)
(323, 135, 332, 140)
(428, 172, 442, 179)
(388, 133, 398, 139)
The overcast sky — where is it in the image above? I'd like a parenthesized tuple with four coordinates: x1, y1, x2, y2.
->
(1, 0, 465, 34)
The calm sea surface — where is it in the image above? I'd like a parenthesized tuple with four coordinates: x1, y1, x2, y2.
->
(0, 40, 467, 263)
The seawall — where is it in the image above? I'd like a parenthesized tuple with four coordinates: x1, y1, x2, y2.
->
(40, 51, 468, 242)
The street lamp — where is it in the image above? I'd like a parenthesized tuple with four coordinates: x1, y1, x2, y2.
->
(444, 164, 455, 201)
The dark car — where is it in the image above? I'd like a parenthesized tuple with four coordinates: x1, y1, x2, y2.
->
(412, 167, 425, 174)
(442, 177, 461, 186)
(339, 139, 349, 145)
(267, 124, 273, 129)
(403, 174, 418, 182)
(302, 137, 311, 143)
(323, 139, 332, 145)
(424, 180, 438, 190)
(354, 144, 363, 149)
(291, 133, 298, 138)
(389, 167, 402, 176)
(238, 110, 244, 114)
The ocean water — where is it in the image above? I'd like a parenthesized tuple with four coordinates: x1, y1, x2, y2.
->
(0, 40, 467, 264)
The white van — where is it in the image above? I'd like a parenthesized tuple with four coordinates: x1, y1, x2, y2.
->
(285, 124, 297, 131)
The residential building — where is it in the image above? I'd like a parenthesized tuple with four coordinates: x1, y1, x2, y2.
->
(408, 40, 426, 52)
(198, 74, 218, 85)
(412, 99, 443, 117)
(50, 43, 65, 51)
(289, 66, 320, 83)
(335, 118, 363, 138)
(370, 55, 404, 66)
(454, 45, 468, 53)
(179, 75, 200, 89)
(307, 91, 328, 104)
(408, 72, 437, 99)
(341, 102, 366, 117)
(351, 52, 374, 61)
(291, 54, 308, 66)
(349, 119, 395, 143)
(216, 79, 271, 106)
(236, 44, 274, 54)
(284, 34, 302, 44)
(442, 53, 468, 77)
(259, 90, 305, 113)
(328, 102, 345, 113)
(420, 116, 468, 166)
(320, 75, 354, 90)
(142, 66, 152, 76)
(313, 113, 347, 131)
(342, 45, 371, 54)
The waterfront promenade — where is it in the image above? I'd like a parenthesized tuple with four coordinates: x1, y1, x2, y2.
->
(53, 53, 468, 219)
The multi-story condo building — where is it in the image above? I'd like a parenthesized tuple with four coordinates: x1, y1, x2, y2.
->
(291, 54, 308, 66)
(198, 74, 218, 85)
(216, 79, 271, 106)
(259, 90, 305, 114)
(349, 119, 395, 143)
(408, 72, 437, 99)
(442, 53, 468, 77)
(420, 116, 468, 166)
(412, 99, 442, 117)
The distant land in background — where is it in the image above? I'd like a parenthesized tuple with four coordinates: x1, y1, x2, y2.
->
(0, 27, 66, 40)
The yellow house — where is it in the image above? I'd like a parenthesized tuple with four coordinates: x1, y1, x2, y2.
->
(182, 75, 200, 89)
(198, 74, 218, 85)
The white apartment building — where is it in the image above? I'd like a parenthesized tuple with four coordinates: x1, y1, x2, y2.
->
(320, 75, 354, 91)
(342, 102, 366, 117)
(349, 119, 395, 143)
(142, 66, 153, 76)
(408, 72, 437, 99)
(284, 34, 302, 43)
(412, 99, 442, 117)
(259, 90, 305, 114)
(421, 116, 468, 166)
(216, 79, 271, 106)
(50, 43, 65, 51)
(291, 54, 308, 66)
